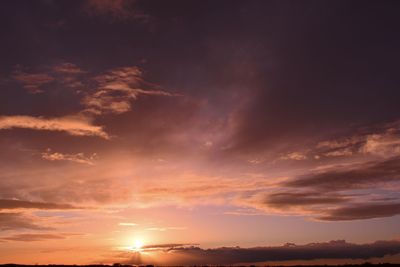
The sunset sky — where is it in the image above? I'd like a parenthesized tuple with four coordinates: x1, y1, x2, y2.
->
(1, 0, 400, 265)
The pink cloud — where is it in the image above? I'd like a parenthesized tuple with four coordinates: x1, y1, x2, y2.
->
(0, 115, 109, 139)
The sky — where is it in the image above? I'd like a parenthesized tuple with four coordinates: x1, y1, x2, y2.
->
(1, 0, 400, 265)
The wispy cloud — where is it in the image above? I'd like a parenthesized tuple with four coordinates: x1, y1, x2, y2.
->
(145, 226, 186, 231)
(0, 199, 79, 211)
(316, 120, 400, 158)
(82, 67, 179, 115)
(41, 149, 97, 165)
(318, 202, 400, 221)
(118, 222, 137, 226)
(0, 115, 109, 139)
(280, 151, 308, 161)
(240, 156, 400, 220)
(53, 63, 85, 74)
(0, 213, 53, 231)
(4, 64, 178, 140)
(13, 71, 54, 93)
(0, 233, 80, 242)
(285, 156, 400, 191)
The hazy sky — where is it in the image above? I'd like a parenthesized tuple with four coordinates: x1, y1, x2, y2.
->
(1, 0, 400, 265)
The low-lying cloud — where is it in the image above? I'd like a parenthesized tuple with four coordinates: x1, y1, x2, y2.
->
(117, 240, 400, 265)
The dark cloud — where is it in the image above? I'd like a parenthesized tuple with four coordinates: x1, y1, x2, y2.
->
(285, 157, 400, 191)
(0, 213, 52, 231)
(0, 199, 79, 210)
(263, 191, 348, 209)
(246, 156, 400, 220)
(122, 240, 400, 265)
(12, 71, 54, 93)
(318, 203, 400, 221)
(142, 243, 197, 251)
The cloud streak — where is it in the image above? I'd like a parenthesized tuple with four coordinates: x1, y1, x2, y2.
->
(285, 156, 400, 191)
(0, 115, 109, 139)
(82, 67, 179, 115)
(318, 202, 400, 221)
(0, 233, 81, 242)
(12, 71, 54, 93)
(0, 199, 79, 210)
(0, 213, 52, 231)
(41, 150, 97, 165)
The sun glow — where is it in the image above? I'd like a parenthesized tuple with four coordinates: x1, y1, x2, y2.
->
(133, 239, 144, 251)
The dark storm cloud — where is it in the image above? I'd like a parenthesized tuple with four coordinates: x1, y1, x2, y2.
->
(0, 199, 79, 210)
(0, 213, 52, 231)
(318, 203, 400, 221)
(285, 157, 400, 191)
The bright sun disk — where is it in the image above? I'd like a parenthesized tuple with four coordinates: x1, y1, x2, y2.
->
(134, 239, 143, 250)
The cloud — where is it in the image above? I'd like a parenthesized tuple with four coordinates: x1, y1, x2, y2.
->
(318, 202, 400, 221)
(262, 191, 349, 210)
(82, 67, 179, 115)
(41, 149, 97, 165)
(239, 156, 400, 220)
(280, 151, 308, 161)
(27, 178, 133, 204)
(361, 131, 400, 157)
(118, 222, 137, 226)
(4, 64, 178, 141)
(12, 71, 54, 93)
(0, 233, 78, 242)
(0, 115, 109, 139)
(285, 156, 400, 191)
(0, 213, 52, 231)
(118, 240, 400, 265)
(0, 199, 79, 210)
(316, 120, 400, 158)
(53, 63, 85, 74)
(323, 147, 353, 157)
(145, 226, 186, 232)
(138, 177, 276, 207)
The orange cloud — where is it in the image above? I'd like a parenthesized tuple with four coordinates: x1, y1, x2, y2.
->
(82, 67, 180, 115)
(0, 115, 109, 139)
(41, 149, 97, 165)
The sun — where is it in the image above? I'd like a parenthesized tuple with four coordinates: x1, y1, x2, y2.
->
(133, 239, 144, 251)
